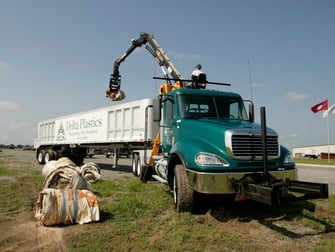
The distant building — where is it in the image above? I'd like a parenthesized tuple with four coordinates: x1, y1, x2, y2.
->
(292, 144, 335, 159)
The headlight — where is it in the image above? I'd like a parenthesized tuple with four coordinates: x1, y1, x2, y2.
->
(284, 152, 295, 165)
(195, 152, 229, 166)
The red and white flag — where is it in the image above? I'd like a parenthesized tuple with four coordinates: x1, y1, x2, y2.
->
(311, 99, 328, 113)
(322, 103, 335, 118)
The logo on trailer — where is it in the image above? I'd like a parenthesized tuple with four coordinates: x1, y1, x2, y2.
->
(56, 122, 66, 141)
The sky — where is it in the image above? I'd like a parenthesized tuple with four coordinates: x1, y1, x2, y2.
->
(0, 0, 334, 150)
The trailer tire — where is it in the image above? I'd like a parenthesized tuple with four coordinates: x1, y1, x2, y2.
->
(52, 151, 58, 160)
(37, 149, 46, 165)
(44, 150, 55, 163)
(132, 154, 140, 177)
(173, 164, 194, 213)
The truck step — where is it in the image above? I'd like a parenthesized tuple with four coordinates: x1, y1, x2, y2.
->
(152, 175, 168, 184)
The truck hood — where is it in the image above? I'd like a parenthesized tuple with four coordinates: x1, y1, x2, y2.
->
(173, 118, 279, 172)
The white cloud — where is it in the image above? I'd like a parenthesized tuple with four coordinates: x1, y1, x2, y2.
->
(0, 100, 19, 110)
(284, 92, 309, 102)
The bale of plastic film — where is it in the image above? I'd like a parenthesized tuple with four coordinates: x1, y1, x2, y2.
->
(106, 89, 125, 101)
(80, 162, 101, 183)
(42, 166, 91, 190)
(42, 157, 77, 177)
(35, 188, 100, 225)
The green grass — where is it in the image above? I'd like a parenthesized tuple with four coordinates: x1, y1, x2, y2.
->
(0, 154, 44, 217)
(68, 178, 240, 251)
(1, 149, 335, 251)
(65, 179, 335, 252)
(93, 178, 172, 220)
(295, 158, 335, 166)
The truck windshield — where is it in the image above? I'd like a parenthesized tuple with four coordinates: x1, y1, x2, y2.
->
(178, 94, 248, 120)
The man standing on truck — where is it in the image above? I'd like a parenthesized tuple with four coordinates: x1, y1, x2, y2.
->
(191, 64, 202, 77)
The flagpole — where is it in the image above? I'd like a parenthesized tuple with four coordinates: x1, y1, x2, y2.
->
(311, 99, 330, 161)
(327, 114, 330, 162)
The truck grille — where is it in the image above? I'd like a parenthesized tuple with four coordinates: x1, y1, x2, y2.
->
(230, 134, 279, 160)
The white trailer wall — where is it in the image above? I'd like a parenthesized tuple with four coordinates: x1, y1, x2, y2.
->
(35, 98, 158, 147)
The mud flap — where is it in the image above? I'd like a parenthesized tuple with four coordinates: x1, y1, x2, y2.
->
(140, 165, 153, 182)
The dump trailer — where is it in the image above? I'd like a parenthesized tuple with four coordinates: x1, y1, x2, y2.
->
(34, 98, 158, 165)
(104, 32, 328, 212)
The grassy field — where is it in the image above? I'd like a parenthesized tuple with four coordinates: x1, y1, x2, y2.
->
(295, 158, 335, 166)
(1, 149, 335, 251)
(0, 152, 44, 220)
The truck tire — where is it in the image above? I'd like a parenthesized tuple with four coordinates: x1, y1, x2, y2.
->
(37, 149, 46, 165)
(44, 150, 55, 163)
(132, 154, 140, 177)
(52, 151, 58, 160)
(173, 164, 194, 213)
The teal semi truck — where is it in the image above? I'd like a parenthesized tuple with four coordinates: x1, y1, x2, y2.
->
(106, 32, 328, 212)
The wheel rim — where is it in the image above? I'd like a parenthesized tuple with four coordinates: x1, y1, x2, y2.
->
(132, 158, 137, 175)
(38, 152, 43, 163)
(45, 152, 50, 163)
(38, 150, 45, 164)
(136, 161, 141, 177)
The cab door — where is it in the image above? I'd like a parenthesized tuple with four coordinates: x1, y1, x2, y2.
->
(160, 97, 174, 153)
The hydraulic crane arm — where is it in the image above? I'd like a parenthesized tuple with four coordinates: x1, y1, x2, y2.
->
(106, 32, 184, 101)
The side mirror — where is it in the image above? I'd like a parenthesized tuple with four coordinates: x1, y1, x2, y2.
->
(153, 97, 161, 122)
(248, 102, 254, 122)
(243, 100, 254, 122)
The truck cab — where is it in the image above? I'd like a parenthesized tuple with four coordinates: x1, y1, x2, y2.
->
(155, 88, 296, 196)
(132, 88, 301, 212)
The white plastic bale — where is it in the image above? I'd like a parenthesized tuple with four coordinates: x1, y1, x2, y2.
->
(42, 167, 91, 190)
(80, 162, 101, 183)
(42, 157, 77, 177)
(42, 158, 101, 190)
(35, 188, 100, 225)
(42, 160, 58, 177)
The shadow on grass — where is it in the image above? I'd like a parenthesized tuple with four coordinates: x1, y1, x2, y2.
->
(194, 193, 335, 238)
(99, 210, 114, 222)
(94, 162, 132, 174)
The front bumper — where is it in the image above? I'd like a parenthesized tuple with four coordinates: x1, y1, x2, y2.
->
(187, 168, 297, 194)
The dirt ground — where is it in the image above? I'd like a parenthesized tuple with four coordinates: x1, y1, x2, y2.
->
(1, 149, 335, 251)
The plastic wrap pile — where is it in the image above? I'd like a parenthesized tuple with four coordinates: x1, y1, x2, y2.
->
(35, 157, 101, 225)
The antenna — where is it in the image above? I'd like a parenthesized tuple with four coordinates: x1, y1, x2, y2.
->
(248, 60, 254, 102)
